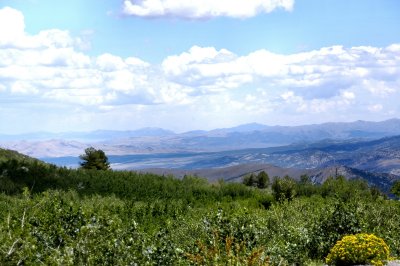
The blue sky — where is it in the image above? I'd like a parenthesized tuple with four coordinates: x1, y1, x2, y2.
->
(0, 0, 399, 133)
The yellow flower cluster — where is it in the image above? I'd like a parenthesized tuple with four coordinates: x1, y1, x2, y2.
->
(325, 233, 390, 266)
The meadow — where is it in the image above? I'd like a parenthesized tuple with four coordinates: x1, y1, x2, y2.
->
(0, 156, 399, 265)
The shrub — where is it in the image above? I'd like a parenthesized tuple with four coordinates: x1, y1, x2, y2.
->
(391, 180, 400, 198)
(185, 235, 269, 265)
(309, 199, 366, 259)
(325, 233, 390, 266)
(256, 171, 269, 189)
(271, 176, 297, 202)
(243, 173, 256, 187)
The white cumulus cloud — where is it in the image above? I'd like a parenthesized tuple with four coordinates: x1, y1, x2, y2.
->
(0, 6, 193, 108)
(1, 6, 400, 133)
(122, 0, 294, 19)
(0, 7, 80, 50)
(162, 45, 400, 103)
(0, 7, 25, 46)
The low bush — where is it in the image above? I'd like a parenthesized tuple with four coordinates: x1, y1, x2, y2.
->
(325, 233, 390, 266)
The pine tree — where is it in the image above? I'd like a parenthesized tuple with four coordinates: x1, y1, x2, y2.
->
(256, 171, 269, 189)
(79, 147, 110, 170)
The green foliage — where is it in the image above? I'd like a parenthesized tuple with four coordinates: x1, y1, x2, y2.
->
(391, 180, 400, 198)
(79, 147, 110, 170)
(0, 152, 399, 264)
(320, 175, 370, 200)
(0, 148, 40, 163)
(243, 173, 256, 187)
(0, 159, 59, 194)
(243, 171, 270, 189)
(308, 198, 367, 259)
(184, 208, 270, 265)
(185, 234, 269, 265)
(296, 174, 318, 197)
(326, 233, 390, 266)
(0, 190, 146, 265)
(271, 175, 297, 202)
(256, 171, 269, 189)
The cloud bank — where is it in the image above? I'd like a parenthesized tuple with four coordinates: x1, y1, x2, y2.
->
(122, 0, 294, 19)
(0, 6, 399, 132)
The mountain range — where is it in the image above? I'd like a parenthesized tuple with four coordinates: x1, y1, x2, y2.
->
(1, 118, 400, 193)
(2, 119, 400, 158)
(0, 119, 400, 190)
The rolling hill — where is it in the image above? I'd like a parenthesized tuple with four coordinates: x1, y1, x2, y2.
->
(0, 147, 40, 163)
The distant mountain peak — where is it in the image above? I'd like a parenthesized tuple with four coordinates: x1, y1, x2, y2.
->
(131, 127, 175, 135)
(210, 122, 268, 134)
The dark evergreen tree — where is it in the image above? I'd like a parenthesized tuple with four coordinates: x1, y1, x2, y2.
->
(79, 147, 110, 170)
(242, 173, 255, 187)
(256, 171, 269, 189)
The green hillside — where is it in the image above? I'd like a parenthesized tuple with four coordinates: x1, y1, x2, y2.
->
(0, 148, 399, 265)
(0, 147, 40, 163)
